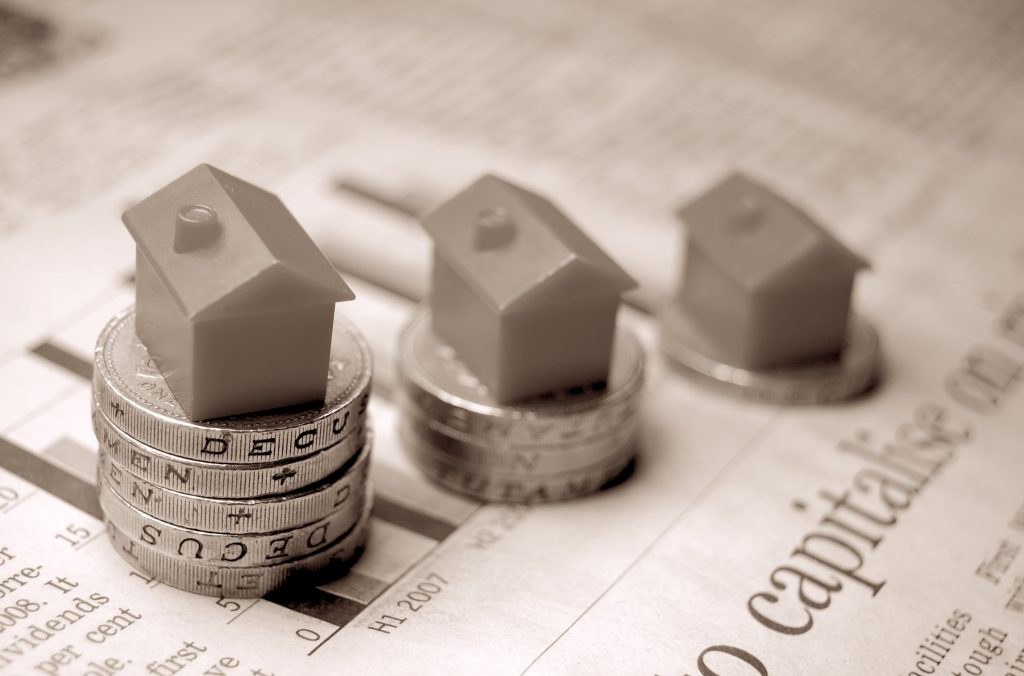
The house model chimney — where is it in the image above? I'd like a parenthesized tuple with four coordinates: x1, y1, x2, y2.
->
(173, 204, 221, 253)
(473, 207, 517, 251)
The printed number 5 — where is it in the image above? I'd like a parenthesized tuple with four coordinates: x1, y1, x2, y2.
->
(216, 597, 241, 612)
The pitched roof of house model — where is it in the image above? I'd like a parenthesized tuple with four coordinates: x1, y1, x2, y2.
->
(678, 172, 868, 293)
(123, 164, 354, 320)
(422, 174, 636, 313)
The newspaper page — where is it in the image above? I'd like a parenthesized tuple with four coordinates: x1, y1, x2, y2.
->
(0, 0, 1022, 674)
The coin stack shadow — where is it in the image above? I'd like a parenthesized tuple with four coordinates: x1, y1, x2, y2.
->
(91, 308, 374, 598)
(396, 310, 644, 503)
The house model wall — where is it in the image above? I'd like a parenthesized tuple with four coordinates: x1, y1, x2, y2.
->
(676, 172, 868, 370)
(422, 174, 636, 404)
(123, 164, 355, 421)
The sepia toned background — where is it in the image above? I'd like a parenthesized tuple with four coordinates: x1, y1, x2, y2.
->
(0, 1, 1022, 673)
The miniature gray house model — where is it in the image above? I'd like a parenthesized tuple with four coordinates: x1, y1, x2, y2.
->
(422, 174, 636, 404)
(677, 172, 868, 370)
(123, 164, 355, 421)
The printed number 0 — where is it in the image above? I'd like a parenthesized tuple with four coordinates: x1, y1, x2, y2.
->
(296, 628, 320, 641)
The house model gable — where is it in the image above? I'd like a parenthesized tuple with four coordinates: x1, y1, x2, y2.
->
(422, 174, 636, 314)
(678, 172, 868, 294)
(123, 164, 354, 321)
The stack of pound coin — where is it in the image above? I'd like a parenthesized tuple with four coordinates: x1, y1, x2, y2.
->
(396, 310, 644, 503)
(91, 307, 374, 597)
